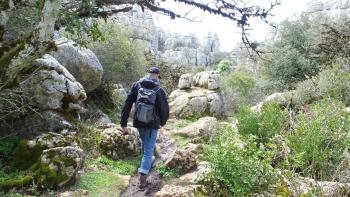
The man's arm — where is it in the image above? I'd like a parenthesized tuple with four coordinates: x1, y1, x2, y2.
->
(157, 89, 169, 127)
(120, 83, 138, 128)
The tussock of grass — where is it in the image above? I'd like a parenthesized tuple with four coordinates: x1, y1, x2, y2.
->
(170, 134, 191, 148)
(86, 156, 139, 176)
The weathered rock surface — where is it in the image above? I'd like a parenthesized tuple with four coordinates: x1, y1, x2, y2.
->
(59, 189, 89, 197)
(13, 130, 78, 170)
(100, 124, 141, 159)
(88, 110, 112, 126)
(306, 0, 350, 17)
(169, 88, 225, 119)
(288, 176, 350, 196)
(193, 71, 220, 90)
(251, 92, 288, 113)
(35, 146, 85, 188)
(175, 117, 219, 141)
(155, 184, 205, 197)
(20, 54, 86, 111)
(165, 143, 203, 172)
(178, 74, 193, 89)
(52, 38, 103, 92)
(179, 161, 211, 184)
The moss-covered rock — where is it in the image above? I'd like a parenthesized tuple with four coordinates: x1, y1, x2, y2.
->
(12, 131, 78, 170)
(34, 146, 85, 189)
(100, 124, 141, 160)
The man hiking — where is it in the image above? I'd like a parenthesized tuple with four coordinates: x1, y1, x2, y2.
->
(120, 66, 169, 188)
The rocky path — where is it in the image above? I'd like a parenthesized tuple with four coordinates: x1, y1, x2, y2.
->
(120, 130, 178, 197)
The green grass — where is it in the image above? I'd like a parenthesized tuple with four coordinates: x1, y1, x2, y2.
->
(170, 134, 191, 148)
(156, 163, 181, 180)
(72, 171, 127, 197)
(86, 156, 139, 176)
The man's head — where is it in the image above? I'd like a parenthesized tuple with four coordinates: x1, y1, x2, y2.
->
(148, 67, 161, 80)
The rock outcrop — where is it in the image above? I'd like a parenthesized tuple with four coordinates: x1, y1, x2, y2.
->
(35, 146, 85, 188)
(52, 38, 103, 92)
(169, 71, 226, 119)
(174, 117, 219, 141)
(21, 54, 86, 111)
(306, 0, 350, 17)
(111, 6, 228, 67)
(100, 124, 141, 159)
(165, 143, 203, 172)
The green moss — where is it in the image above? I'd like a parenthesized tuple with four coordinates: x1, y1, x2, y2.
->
(0, 176, 32, 190)
(34, 163, 68, 189)
(12, 140, 45, 170)
(53, 156, 76, 167)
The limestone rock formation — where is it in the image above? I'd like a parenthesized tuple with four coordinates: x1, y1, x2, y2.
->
(165, 143, 203, 172)
(52, 38, 103, 92)
(251, 92, 288, 113)
(179, 161, 212, 184)
(287, 176, 350, 196)
(21, 54, 86, 111)
(35, 146, 85, 188)
(169, 71, 226, 119)
(174, 117, 219, 141)
(306, 0, 350, 17)
(100, 124, 141, 159)
(193, 71, 220, 90)
(13, 130, 78, 170)
(178, 74, 193, 89)
(155, 184, 205, 197)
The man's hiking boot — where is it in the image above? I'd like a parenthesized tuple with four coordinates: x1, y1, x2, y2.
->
(138, 173, 147, 189)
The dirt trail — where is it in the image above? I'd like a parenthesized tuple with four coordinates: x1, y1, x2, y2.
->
(120, 131, 178, 197)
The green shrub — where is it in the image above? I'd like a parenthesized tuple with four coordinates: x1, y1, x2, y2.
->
(0, 134, 20, 158)
(236, 102, 288, 144)
(287, 98, 350, 180)
(204, 125, 277, 196)
(226, 68, 256, 98)
(216, 60, 232, 74)
(261, 15, 329, 92)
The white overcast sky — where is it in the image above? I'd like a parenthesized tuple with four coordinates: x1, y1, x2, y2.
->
(152, 0, 310, 51)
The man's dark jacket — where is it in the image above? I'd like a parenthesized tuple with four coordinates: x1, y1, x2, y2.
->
(120, 77, 169, 129)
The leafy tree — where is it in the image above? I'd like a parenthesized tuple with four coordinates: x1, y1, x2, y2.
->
(261, 15, 329, 92)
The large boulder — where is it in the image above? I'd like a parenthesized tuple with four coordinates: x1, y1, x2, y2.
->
(34, 146, 85, 188)
(13, 130, 78, 170)
(178, 74, 193, 90)
(14, 110, 76, 138)
(174, 117, 219, 141)
(165, 143, 203, 172)
(155, 184, 205, 197)
(21, 54, 86, 111)
(169, 88, 225, 119)
(100, 124, 141, 159)
(52, 38, 103, 92)
(193, 71, 220, 90)
(179, 161, 212, 184)
(251, 92, 288, 113)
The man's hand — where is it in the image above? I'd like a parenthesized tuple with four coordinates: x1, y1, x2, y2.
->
(120, 127, 128, 135)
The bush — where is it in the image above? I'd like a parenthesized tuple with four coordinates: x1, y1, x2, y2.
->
(261, 15, 329, 92)
(204, 125, 277, 196)
(226, 68, 256, 98)
(236, 102, 288, 144)
(291, 62, 350, 108)
(216, 60, 232, 74)
(287, 98, 350, 180)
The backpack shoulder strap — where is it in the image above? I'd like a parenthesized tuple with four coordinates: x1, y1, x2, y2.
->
(153, 86, 161, 93)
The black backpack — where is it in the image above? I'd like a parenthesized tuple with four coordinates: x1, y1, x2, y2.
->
(135, 84, 160, 124)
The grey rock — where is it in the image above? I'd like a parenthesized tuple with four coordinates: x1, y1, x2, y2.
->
(178, 74, 193, 89)
(21, 54, 86, 111)
(100, 124, 141, 159)
(36, 146, 85, 188)
(174, 117, 219, 141)
(52, 38, 103, 92)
